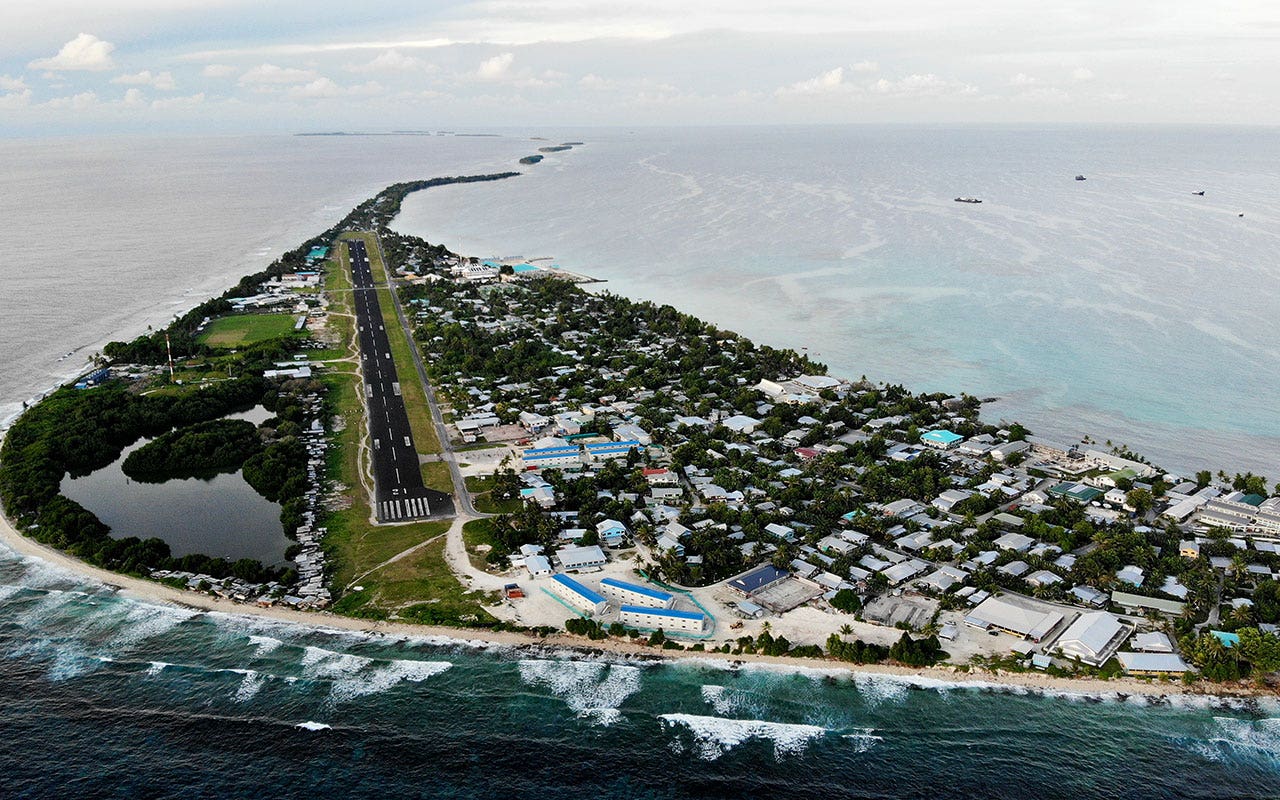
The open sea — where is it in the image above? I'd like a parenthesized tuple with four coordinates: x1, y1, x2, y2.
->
(4, 127, 1280, 797)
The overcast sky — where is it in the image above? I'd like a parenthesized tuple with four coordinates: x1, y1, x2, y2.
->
(3, 1, 1279, 133)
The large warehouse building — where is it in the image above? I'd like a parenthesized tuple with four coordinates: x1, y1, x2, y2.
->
(619, 605, 708, 634)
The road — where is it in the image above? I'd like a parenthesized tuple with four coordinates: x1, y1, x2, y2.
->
(370, 233, 486, 519)
(346, 237, 453, 522)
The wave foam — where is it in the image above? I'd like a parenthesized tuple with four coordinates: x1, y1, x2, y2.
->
(248, 635, 283, 657)
(659, 713, 833, 761)
(295, 721, 331, 731)
(107, 604, 199, 650)
(231, 669, 266, 702)
(328, 659, 452, 703)
(518, 659, 643, 726)
(146, 661, 170, 676)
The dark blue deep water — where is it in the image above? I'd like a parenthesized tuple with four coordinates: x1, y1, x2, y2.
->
(3, 548, 1280, 799)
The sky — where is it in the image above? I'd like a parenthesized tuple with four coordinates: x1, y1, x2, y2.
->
(2, 1, 1280, 133)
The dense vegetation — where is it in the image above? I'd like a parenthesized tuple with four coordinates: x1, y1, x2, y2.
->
(0, 377, 294, 582)
(122, 419, 262, 480)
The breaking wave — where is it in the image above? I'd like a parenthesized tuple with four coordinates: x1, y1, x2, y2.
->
(518, 659, 643, 726)
(659, 713, 844, 761)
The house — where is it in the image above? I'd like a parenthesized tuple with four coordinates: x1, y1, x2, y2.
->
(1116, 565, 1145, 586)
(524, 555, 553, 578)
(963, 596, 1065, 642)
(1131, 631, 1174, 653)
(1116, 652, 1191, 676)
(1053, 611, 1129, 667)
(1112, 590, 1186, 616)
(920, 429, 964, 450)
(722, 414, 761, 434)
(993, 532, 1035, 553)
(555, 545, 607, 572)
(595, 519, 628, 547)
(643, 468, 679, 486)
(1025, 569, 1063, 588)
(1070, 585, 1109, 607)
(1179, 540, 1201, 558)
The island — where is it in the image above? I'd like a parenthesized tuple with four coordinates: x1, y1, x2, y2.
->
(4, 172, 1279, 695)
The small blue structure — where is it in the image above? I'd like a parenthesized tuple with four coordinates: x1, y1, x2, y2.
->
(74, 367, 111, 390)
(512, 263, 540, 274)
(1210, 630, 1240, 648)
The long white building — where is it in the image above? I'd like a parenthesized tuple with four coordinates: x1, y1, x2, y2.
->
(619, 605, 708, 633)
(547, 574, 608, 616)
(600, 577, 674, 609)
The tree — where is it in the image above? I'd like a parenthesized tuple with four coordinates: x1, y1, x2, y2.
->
(648, 628, 666, 646)
(1126, 488, 1154, 516)
(830, 588, 862, 614)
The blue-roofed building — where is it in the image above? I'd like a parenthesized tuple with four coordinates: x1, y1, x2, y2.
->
(619, 604, 708, 633)
(601, 577, 674, 609)
(582, 441, 640, 463)
(512, 263, 540, 274)
(520, 445, 582, 470)
(547, 574, 608, 615)
(727, 564, 789, 596)
(74, 367, 111, 390)
(920, 429, 965, 450)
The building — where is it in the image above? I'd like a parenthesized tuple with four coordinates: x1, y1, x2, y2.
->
(727, 564, 789, 596)
(600, 577, 674, 608)
(619, 604, 708, 634)
(524, 555, 552, 578)
(1116, 651, 1191, 676)
(547, 574, 608, 616)
(595, 519, 628, 547)
(520, 445, 582, 470)
(1053, 611, 1129, 667)
(1197, 494, 1280, 537)
(1112, 590, 1186, 617)
(555, 545, 607, 572)
(920, 429, 964, 450)
(963, 596, 1065, 642)
(583, 440, 640, 463)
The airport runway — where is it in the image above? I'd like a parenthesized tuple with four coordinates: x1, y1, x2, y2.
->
(346, 237, 453, 522)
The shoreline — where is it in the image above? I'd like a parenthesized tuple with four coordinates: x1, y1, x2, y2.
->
(1, 507, 1263, 702)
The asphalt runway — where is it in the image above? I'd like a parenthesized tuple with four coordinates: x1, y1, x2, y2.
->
(346, 237, 453, 521)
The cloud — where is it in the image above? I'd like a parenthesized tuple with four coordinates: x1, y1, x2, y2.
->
(29, 33, 115, 72)
(477, 52, 514, 80)
(852, 60, 879, 73)
(1071, 67, 1095, 82)
(121, 87, 145, 107)
(0, 89, 32, 109)
(238, 63, 319, 85)
(871, 73, 978, 97)
(113, 70, 176, 90)
(578, 73, 615, 90)
(1010, 73, 1037, 86)
(152, 92, 206, 109)
(779, 66, 847, 95)
(288, 78, 385, 99)
(0, 74, 28, 91)
(350, 49, 427, 72)
(45, 91, 99, 110)
(201, 64, 236, 78)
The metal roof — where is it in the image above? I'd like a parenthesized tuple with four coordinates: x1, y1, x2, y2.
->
(620, 605, 705, 621)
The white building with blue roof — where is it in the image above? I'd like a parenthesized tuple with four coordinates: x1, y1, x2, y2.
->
(601, 577, 675, 609)
(547, 574, 608, 616)
(619, 604, 708, 633)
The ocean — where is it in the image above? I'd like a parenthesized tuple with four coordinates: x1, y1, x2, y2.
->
(4, 127, 1280, 797)
(4, 543, 1280, 799)
(391, 125, 1280, 477)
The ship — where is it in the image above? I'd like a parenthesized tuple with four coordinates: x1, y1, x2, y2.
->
(1075, 175, 1086, 181)
(954, 197, 982, 204)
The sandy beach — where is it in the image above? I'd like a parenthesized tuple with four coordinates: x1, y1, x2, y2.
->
(3, 509, 1261, 701)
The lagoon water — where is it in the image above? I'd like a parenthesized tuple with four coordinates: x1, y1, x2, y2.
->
(394, 126, 1280, 477)
(5, 128, 1280, 796)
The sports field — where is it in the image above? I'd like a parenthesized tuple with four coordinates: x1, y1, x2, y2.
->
(197, 313, 299, 347)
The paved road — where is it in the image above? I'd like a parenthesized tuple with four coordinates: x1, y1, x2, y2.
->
(370, 234, 486, 518)
(346, 238, 454, 522)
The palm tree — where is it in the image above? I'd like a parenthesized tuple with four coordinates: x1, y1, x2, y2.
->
(839, 624, 853, 638)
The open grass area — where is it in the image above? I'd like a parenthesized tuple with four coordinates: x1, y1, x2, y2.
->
(420, 460, 454, 494)
(333, 537, 498, 625)
(197, 313, 301, 348)
(462, 518, 498, 570)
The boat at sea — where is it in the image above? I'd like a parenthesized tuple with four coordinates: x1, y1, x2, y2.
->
(954, 197, 982, 204)
(1075, 174, 1086, 181)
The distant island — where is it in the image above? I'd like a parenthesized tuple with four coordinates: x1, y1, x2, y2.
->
(519, 155, 544, 165)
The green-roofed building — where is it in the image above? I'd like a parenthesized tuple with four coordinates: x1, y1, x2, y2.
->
(1048, 482, 1104, 503)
